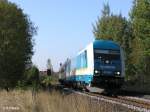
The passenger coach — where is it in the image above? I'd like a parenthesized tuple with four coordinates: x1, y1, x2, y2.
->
(59, 40, 125, 89)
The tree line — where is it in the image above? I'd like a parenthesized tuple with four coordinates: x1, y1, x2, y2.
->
(93, 0, 150, 85)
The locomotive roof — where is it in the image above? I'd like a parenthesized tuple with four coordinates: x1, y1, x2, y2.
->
(93, 40, 120, 50)
(77, 39, 120, 55)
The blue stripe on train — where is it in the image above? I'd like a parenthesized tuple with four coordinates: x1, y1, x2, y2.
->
(66, 74, 93, 84)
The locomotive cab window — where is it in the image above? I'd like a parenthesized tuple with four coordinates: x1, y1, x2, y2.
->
(94, 49, 120, 64)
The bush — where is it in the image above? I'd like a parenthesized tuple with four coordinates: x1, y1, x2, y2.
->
(17, 66, 40, 90)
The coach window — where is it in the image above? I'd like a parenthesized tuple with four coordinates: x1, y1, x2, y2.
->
(82, 51, 87, 68)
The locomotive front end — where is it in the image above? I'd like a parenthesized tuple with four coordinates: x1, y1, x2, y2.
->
(91, 40, 125, 89)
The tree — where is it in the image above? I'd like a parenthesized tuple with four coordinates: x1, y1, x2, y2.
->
(93, 4, 131, 48)
(0, 0, 7, 2)
(0, 1, 36, 89)
(93, 3, 132, 79)
(93, 3, 111, 40)
(130, 0, 150, 82)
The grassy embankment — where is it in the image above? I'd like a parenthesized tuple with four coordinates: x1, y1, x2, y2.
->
(0, 90, 135, 112)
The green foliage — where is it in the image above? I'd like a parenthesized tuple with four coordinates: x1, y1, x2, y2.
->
(93, 4, 131, 45)
(93, 3, 110, 40)
(0, 0, 7, 2)
(130, 0, 150, 81)
(16, 66, 40, 90)
(16, 80, 27, 90)
(0, 1, 36, 89)
(41, 75, 52, 87)
(26, 66, 40, 85)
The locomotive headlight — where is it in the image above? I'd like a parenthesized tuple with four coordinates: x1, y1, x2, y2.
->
(95, 70, 99, 74)
(116, 72, 120, 75)
(105, 60, 109, 64)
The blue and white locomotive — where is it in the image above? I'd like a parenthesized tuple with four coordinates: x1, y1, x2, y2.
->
(59, 40, 125, 90)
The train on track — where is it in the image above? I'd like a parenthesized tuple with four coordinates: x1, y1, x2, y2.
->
(59, 40, 125, 92)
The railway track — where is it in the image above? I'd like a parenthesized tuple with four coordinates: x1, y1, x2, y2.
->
(62, 87, 150, 112)
(83, 92, 150, 112)
(117, 96, 150, 109)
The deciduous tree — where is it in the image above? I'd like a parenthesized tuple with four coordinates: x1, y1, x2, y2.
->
(0, 1, 36, 89)
(130, 0, 150, 82)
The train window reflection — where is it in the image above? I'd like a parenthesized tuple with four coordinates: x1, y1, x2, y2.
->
(94, 53, 120, 60)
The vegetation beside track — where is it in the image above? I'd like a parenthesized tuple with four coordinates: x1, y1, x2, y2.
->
(0, 90, 135, 112)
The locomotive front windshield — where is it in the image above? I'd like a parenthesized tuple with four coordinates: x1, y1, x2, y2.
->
(94, 49, 120, 64)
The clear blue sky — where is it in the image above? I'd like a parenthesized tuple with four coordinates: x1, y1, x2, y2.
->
(10, 0, 133, 71)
